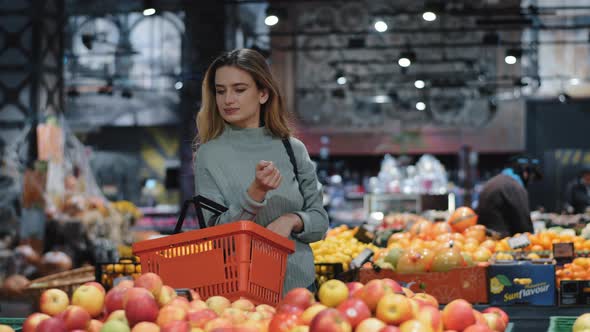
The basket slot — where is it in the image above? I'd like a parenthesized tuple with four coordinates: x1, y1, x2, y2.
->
(249, 237, 286, 295)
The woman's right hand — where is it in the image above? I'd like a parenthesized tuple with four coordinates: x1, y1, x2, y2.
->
(248, 160, 282, 201)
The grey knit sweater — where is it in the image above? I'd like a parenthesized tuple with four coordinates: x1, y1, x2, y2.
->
(194, 124, 329, 293)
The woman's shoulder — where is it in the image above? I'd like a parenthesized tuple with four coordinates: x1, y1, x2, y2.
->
(195, 136, 228, 163)
(287, 136, 309, 156)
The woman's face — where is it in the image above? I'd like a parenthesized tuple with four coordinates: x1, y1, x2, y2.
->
(214, 65, 268, 128)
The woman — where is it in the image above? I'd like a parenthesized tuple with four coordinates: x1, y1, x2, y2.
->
(194, 48, 329, 293)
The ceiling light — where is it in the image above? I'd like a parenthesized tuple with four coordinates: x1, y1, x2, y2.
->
(398, 58, 411, 67)
(505, 48, 522, 64)
(422, 11, 437, 21)
(505, 55, 517, 65)
(174, 81, 183, 90)
(374, 95, 391, 103)
(414, 80, 425, 89)
(374, 20, 388, 32)
(336, 76, 347, 85)
(265, 7, 286, 26)
(143, 8, 156, 16)
(265, 15, 279, 26)
(416, 102, 426, 110)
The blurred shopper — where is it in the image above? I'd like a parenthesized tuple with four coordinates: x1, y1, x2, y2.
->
(565, 166, 590, 214)
(475, 156, 542, 237)
(194, 49, 329, 293)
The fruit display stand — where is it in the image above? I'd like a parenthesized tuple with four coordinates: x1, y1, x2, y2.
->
(0, 318, 24, 331)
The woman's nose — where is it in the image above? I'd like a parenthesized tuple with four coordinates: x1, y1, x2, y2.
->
(225, 91, 236, 104)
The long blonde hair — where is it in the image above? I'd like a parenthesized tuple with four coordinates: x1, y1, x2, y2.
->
(196, 49, 292, 143)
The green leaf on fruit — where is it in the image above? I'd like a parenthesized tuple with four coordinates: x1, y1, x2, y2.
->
(419, 282, 427, 290)
(496, 274, 512, 286)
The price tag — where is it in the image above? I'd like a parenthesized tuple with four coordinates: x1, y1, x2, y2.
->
(354, 226, 375, 244)
(507, 234, 531, 249)
(553, 242, 574, 265)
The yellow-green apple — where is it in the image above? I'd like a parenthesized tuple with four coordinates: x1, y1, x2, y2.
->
(116, 279, 134, 289)
(36, 317, 67, 332)
(399, 319, 433, 332)
(187, 308, 218, 329)
(125, 292, 159, 327)
(123, 287, 153, 308)
(318, 279, 349, 308)
(168, 297, 190, 311)
(353, 280, 389, 312)
(107, 310, 129, 325)
(105, 287, 129, 313)
(231, 298, 255, 312)
(376, 293, 413, 325)
(309, 308, 351, 332)
(380, 326, 401, 332)
(221, 307, 248, 324)
(301, 303, 327, 325)
(408, 298, 420, 318)
(336, 298, 371, 328)
(463, 324, 494, 332)
(412, 293, 439, 308)
(189, 299, 208, 311)
(84, 281, 106, 295)
(72, 284, 105, 317)
(22, 312, 50, 332)
(135, 272, 163, 298)
(87, 319, 103, 332)
(206, 296, 231, 315)
(401, 287, 415, 298)
(473, 310, 486, 325)
(100, 319, 131, 332)
(416, 304, 443, 332)
(289, 326, 310, 332)
(256, 304, 276, 315)
(62, 305, 91, 330)
(481, 307, 509, 326)
(157, 305, 188, 327)
(282, 288, 316, 310)
(355, 318, 386, 332)
(346, 282, 364, 298)
(39, 288, 69, 316)
(0, 325, 14, 332)
(482, 313, 506, 332)
(441, 299, 475, 331)
(269, 313, 302, 332)
(203, 317, 232, 331)
(247, 311, 265, 321)
(162, 320, 190, 332)
(131, 322, 160, 332)
(382, 278, 403, 293)
(574, 313, 590, 332)
(157, 285, 177, 307)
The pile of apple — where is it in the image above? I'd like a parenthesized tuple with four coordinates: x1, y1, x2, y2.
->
(275, 278, 509, 332)
(573, 313, 590, 332)
(13, 272, 278, 332)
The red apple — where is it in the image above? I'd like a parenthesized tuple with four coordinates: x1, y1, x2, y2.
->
(125, 293, 159, 327)
(282, 288, 316, 310)
(157, 285, 177, 307)
(135, 272, 163, 298)
(269, 313, 302, 332)
(39, 288, 69, 316)
(309, 308, 351, 332)
(186, 308, 217, 329)
(346, 282, 364, 297)
(161, 320, 190, 332)
(22, 313, 50, 332)
(353, 280, 389, 312)
(206, 296, 231, 315)
(412, 293, 439, 308)
(231, 298, 256, 312)
(463, 324, 494, 332)
(355, 318, 386, 332)
(336, 298, 371, 328)
(72, 285, 105, 317)
(84, 281, 106, 295)
(382, 278, 403, 293)
(62, 305, 91, 330)
(105, 287, 129, 314)
(482, 313, 507, 332)
(301, 304, 328, 325)
(123, 287, 154, 308)
(416, 304, 443, 332)
(318, 279, 349, 308)
(473, 310, 486, 326)
(167, 297, 190, 311)
(442, 299, 475, 331)
(399, 319, 433, 332)
(131, 322, 159, 332)
(276, 303, 304, 316)
(157, 305, 187, 327)
(376, 293, 413, 326)
(36, 317, 66, 332)
(481, 307, 509, 326)
(87, 319, 103, 332)
(116, 279, 134, 289)
(203, 318, 232, 331)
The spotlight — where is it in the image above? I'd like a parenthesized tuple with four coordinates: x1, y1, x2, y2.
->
(336, 76, 347, 85)
(142, 0, 156, 16)
(265, 14, 278, 26)
(174, 81, 183, 90)
(265, 7, 285, 26)
(422, 12, 436, 21)
(504, 48, 522, 64)
(398, 50, 415, 67)
(416, 102, 426, 110)
(558, 92, 571, 103)
(423, 2, 443, 21)
(374, 20, 388, 32)
(414, 80, 425, 89)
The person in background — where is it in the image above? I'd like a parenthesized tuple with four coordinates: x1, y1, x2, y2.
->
(194, 49, 329, 293)
(565, 166, 590, 214)
(475, 156, 542, 238)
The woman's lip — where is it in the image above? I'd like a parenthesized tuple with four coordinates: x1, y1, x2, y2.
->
(224, 108, 239, 113)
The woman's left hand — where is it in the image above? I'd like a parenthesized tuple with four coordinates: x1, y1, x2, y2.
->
(267, 213, 303, 237)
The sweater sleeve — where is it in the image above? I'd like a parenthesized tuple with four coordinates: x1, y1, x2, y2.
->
(194, 146, 267, 226)
(289, 138, 329, 243)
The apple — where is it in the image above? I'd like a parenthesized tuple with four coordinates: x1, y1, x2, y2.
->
(269, 313, 302, 332)
(0, 325, 14, 332)
(309, 308, 351, 332)
(473, 310, 486, 325)
(301, 304, 328, 325)
(189, 299, 208, 311)
(412, 293, 439, 308)
(276, 303, 304, 316)
(442, 299, 475, 331)
(203, 318, 232, 331)
(380, 327, 401, 332)
(88, 319, 103, 332)
(416, 304, 443, 332)
(281, 288, 316, 310)
(131, 322, 160, 332)
(123, 287, 154, 308)
(318, 279, 349, 308)
(186, 308, 218, 329)
(336, 298, 371, 328)
(39, 288, 69, 316)
(156, 305, 187, 327)
(431, 248, 465, 272)
(22, 313, 50, 332)
(396, 250, 428, 273)
(105, 286, 129, 313)
(231, 298, 255, 312)
(376, 293, 413, 326)
(222, 307, 248, 324)
(355, 318, 386, 332)
(408, 299, 421, 318)
(574, 314, 590, 332)
(206, 296, 231, 315)
(100, 319, 131, 332)
(116, 279, 135, 289)
(189, 289, 201, 301)
(157, 285, 177, 307)
(84, 281, 106, 295)
(401, 287, 415, 298)
(399, 319, 433, 332)
(62, 305, 91, 330)
(346, 282, 364, 298)
(168, 297, 190, 311)
(107, 310, 129, 325)
(481, 307, 509, 326)
(72, 284, 105, 317)
(289, 326, 309, 332)
(162, 320, 190, 332)
(36, 317, 67, 332)
(483, 313, 507, 332)
(382, 278, 403, 293)
(353, 280, 389, 312)
(125, 293, 159, 327)
(463, 324, 493, 332)
(256, 304, 276, 315)
(135, 273, 163, 298)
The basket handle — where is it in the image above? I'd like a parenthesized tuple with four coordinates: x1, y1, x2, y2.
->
(173, 195, 228, 234)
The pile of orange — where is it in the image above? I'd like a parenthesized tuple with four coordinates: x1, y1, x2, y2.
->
(525, 232, 590, 251)
(556, 257, 590, 288)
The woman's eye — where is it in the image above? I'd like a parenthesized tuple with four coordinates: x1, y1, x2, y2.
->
(216, 90, 225, 95)
(235, 89, 245, 93)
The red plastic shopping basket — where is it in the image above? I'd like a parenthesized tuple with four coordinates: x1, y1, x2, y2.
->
(132, 196, 295, 305)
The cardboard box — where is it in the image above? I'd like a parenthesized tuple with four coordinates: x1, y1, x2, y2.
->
(488, 261, 555, 306)
(559, 280, 590, 306)
(359, 265, 488, 304)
